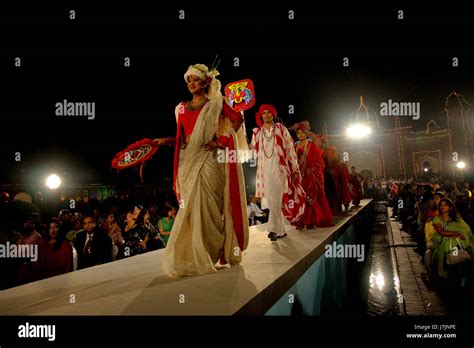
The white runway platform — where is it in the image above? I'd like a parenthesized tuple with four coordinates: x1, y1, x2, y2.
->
(0, 200, 372, 315)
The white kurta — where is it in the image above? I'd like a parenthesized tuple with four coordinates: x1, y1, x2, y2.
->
(259, 127, 286, 235)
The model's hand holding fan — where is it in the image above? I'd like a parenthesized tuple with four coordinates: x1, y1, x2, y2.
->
(111, 138, 160, 182)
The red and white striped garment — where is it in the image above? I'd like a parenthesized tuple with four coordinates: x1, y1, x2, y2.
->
(251, 123, 306, 224)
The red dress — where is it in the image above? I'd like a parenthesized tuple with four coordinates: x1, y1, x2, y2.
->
(335, 161, 352, 210)
(40, 239, 73, 279)
(296, 141, 334, 227)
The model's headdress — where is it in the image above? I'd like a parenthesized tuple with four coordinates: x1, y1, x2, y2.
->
(289, 120, 326, 145)
(184, 56, 222, 98)
(255, 104, 278, 128)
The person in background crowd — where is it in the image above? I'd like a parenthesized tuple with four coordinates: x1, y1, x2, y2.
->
(93, 208, 104, 227)
(74, 216, 112, 270)
(32, 212, 47, 238)
(148, 204, 160, 227)
(373, 176, 380, 199)
(15, 216, 43, 285)
(123, 208, 152, 255)
(423, 192, 446, 285)
(247, 196, 267, 226)
(457, 182, 473, 225)
(39, 218, 73, 279)
(142, 209, 165, 251)
(144, 211, 157, 237)
(426, 198, 473, 283)
(101, 213, 124, 260)
(66, 214, 84, 243)
(416, 190, 435, 255)
(58, 209, 73, 238)
(157, 207, 175, 246)
(380, 177, 388, 198)
(170, 206, 177, 219)
(366, 176, 374, 199)
(450, 181, 464, 204)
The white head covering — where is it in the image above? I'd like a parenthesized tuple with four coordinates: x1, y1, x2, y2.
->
(184, 63, 222, 98)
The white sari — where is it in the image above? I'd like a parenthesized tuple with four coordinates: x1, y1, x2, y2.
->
(162, 96, 249, 277)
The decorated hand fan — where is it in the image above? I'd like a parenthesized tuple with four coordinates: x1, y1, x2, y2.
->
(225, 79, 256, 112)
(111, 138, 159, 182)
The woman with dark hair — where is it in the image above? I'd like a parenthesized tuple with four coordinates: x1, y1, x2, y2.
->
(101, 213, 123, 260)
(123, 208, 151, 255)
(427, 198, 473, 280)
(152, 63, 249, 277)
(141, 209, 165, 251)
(431, 192, 445, 216)
(40, 218, 73, 279)
(157, 207, 175, 245)
(425, 192, 445, 245)
(289, 121, 333, 228)
(424, 192, 446, 285)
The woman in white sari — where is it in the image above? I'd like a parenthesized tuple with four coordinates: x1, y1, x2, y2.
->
(154, 64, 249, 277)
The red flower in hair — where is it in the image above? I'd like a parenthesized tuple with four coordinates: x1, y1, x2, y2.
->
(255, 104, 277, 128)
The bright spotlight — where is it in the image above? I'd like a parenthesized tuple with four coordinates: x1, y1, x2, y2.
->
(423, 168, 428, 172)
(346, 124, 372, 138)
(46, 174, 61, 190)
(456, 161, 466, 169)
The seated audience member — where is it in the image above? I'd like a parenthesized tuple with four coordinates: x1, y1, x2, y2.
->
(15, 216, 43, 285)
(425, 198, 473, 283)
(58, 209, 73, 238)
(66, 214, 84, 243)
(101, 212, 124, 260)
(157, 207, 175, 246)
(39, 218, 73, 279)
(247, 196, 267, 226)
(74, 216, 112, 269)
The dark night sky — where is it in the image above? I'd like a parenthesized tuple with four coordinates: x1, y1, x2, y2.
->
(1, 2, 474, 185)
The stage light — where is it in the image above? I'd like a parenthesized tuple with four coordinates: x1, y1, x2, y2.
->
(456, 161, 466, 169)
(423, 168, 428, 172)
(346, 124, 372, 138)
(45, 174, 61, 189)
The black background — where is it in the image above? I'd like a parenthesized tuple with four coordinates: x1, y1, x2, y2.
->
(1, 2, 474, 185)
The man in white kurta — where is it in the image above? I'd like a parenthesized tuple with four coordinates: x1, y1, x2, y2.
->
(251, 104, 302, 241)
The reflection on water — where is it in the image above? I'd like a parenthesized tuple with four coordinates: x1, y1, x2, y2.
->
(342, 204, 403, 316)
(369, 272, 385, 291)
(363, 211, 403, 315)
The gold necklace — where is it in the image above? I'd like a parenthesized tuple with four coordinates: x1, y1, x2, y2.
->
(187, 98, 208, 111)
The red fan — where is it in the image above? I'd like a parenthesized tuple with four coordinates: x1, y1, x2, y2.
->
(111, 138, 159, 181)
(225, 79, 256, 112)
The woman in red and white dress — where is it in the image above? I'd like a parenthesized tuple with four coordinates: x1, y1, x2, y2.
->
(153, 64, 249, 277)
(290, 121, 334, 228)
